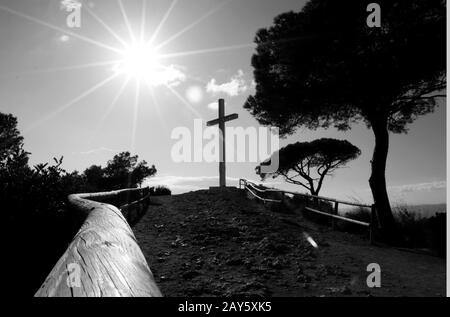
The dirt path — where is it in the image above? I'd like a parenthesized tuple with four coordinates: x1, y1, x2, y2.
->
(133, 189, 445, 297)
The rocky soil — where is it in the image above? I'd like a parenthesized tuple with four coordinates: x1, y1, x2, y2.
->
(133, 188, 445, 297)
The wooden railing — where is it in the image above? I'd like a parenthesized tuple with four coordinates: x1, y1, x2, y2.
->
(239, 179, 379, 244)
(35, 187, 162, 297)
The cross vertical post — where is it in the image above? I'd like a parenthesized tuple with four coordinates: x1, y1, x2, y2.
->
(218, 99, 226, 187)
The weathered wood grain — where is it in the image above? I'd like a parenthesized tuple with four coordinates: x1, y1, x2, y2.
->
(35, 188, 162, 297)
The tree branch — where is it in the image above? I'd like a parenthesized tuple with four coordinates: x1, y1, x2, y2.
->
(315, 166, 329, 194)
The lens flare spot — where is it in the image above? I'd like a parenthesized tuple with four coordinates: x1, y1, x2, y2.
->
(185, 86, 203, 104)
(303, 232, 319, 248)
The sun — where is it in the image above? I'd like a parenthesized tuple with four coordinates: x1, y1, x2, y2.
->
(114, 42, 162, 82)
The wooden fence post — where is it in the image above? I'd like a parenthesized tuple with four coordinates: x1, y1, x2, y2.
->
(332, 202, 339, 230)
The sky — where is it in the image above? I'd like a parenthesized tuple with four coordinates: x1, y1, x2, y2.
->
(0, 0, 446, 206)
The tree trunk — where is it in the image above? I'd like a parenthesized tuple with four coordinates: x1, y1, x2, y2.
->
(369, 117, 397, 242)
(310, 186, 319, 205)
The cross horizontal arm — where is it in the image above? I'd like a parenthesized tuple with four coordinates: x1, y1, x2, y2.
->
(206, 113, 239, 126)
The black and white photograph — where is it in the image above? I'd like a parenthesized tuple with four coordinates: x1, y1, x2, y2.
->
(0, 0, 447, 300)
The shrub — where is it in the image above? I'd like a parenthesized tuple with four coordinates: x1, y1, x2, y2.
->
(150, 185, 172, 196)
(394, 206, 446, 257)
(337, 206, 372, 234)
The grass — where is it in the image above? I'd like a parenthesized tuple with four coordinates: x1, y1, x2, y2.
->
(325, 203, 446, 257)
(277, 193, 446, 257)
(392, 205, 446, 257)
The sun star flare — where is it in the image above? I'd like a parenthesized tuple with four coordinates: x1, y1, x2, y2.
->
(114, 43, 162, 83)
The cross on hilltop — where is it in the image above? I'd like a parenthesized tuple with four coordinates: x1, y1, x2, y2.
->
(207, 99, 238, 189)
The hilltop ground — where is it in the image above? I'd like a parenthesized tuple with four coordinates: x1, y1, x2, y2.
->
(133, 188, 445, 297)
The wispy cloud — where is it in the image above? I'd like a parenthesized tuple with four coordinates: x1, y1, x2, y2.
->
(112, 61, 187, 87)
(156, 64, 187, 87)
(388, 181, 446, 193)
(144, 175, 242, 194)
(112, 64, 187, 87)
(206, 69, 250, 97)
(72, 147, 118, 156)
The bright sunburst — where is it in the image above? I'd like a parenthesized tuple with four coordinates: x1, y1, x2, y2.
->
(113, 42, 162, 83)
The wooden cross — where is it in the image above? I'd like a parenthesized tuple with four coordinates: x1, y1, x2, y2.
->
(207, 99, 239, 188)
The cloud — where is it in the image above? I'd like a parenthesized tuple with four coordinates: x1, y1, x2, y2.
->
(388, 181, 446, 193)
(206, 70, 250, 97)
(72, 147, 117, 156)
(60, 0, 81, 11)
(143, 175, 285, 194)
(112, 63, 186, 87)
(156, 65, 187, 87)
(143, 175, 242, 194)
(207, 102, 218, 110)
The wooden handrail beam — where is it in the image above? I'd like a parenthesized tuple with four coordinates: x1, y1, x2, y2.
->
(240, 179, 372, 208)
(35, 188, 161, 297)
(245, 184, 282, 203)
(304, 207, 370, 227)
(239, 178, 375, 243)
